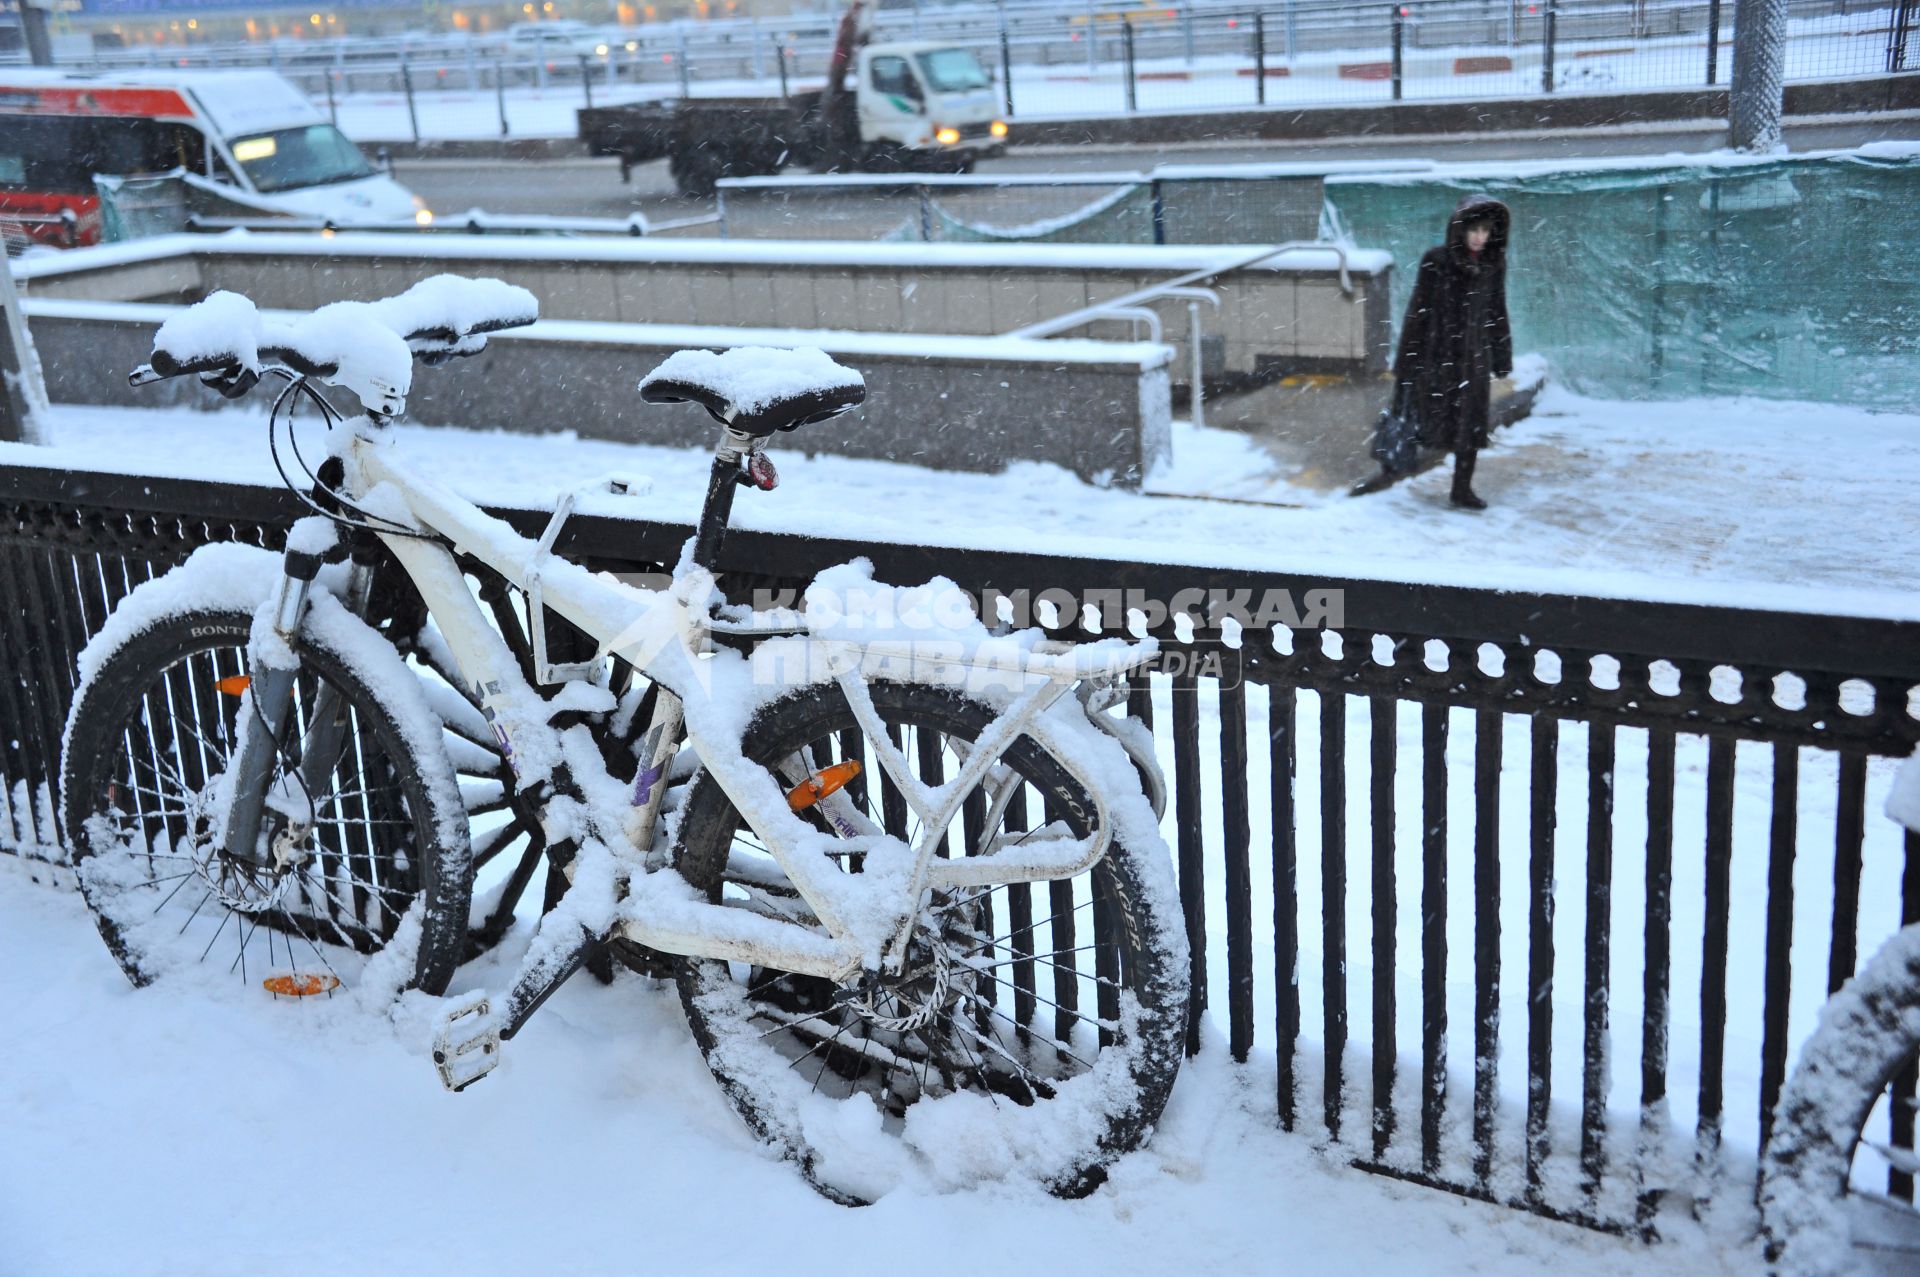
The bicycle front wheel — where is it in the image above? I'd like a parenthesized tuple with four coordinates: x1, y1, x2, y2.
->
(62, 604, 473, 997)
(671, 679, 1188, 1204)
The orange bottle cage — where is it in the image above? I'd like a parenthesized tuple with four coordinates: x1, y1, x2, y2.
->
(787, 760, 862, 811)
(262, 972, 340, 997)
(215, 675, 251, 697)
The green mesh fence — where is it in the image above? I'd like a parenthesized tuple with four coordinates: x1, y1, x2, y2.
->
(92, 173, 190, 243)
(1321, 149, 1920, 407)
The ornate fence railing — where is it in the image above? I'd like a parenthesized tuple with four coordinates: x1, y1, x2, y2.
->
(3, 458, 1917, 1237)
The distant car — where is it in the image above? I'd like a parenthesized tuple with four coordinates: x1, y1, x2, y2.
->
(589, 26, 643, 55)
(504, 21, 604, 58)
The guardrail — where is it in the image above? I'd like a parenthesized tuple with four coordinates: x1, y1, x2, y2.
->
(21, 0, 1914, 140)
(182, 209, 723, 237)
(1, 458, 1916, 1236)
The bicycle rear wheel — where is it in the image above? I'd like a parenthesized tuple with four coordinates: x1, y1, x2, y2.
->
(671, 679, 1188, 1203)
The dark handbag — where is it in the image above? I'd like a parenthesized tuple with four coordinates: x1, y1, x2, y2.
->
(1370, 387, 1419, 476)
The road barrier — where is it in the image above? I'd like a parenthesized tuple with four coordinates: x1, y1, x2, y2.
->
(12, 0, 1913, 138)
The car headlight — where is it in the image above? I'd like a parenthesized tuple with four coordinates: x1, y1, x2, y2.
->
(596, 43, 609, 54)
(935, 127, 960, 146)
(414, 208, 435, 226)
(990, 119, 1008, 138)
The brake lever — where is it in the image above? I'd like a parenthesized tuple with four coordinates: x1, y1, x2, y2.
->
(200, 365, 261, 401)
(128, 364, 163, 388)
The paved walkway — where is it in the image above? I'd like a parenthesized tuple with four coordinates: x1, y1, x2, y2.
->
(1157, 367, 1537, 499)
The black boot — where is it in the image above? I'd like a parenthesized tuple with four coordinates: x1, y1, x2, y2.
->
(1450, 450, 1487, 510)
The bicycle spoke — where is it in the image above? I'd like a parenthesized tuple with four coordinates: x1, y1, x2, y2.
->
(148, 870, 199, 914)
(959, 992, 1098, 1072)
(751, 1000, 841, 1041)
(971, 971, 1118, 1033)
(784, 1009, 854, 1075)
(962, 943, 1105, 970)
(948, 1011, 1051, 1101)
(942, 1015, 1002, 1107)
(952, 894, 1108, 959)
(810, 1018, 857, 1095)
(176, 889, 214, 935)
(196, 906, 237, 963)
(232, 907, 261, 980)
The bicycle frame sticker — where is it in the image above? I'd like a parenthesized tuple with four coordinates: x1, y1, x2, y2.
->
(479, 681, 522, 780)
(631, 723, 665, 806)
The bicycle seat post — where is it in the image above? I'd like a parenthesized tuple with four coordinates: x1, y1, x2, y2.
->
(691, 425, 760, 574)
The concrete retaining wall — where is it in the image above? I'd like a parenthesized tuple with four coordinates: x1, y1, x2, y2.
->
(21, 297, 1175, 485)
(17, 233, 1396, 383)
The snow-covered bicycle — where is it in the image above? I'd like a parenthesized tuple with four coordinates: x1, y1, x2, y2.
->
(59, 276, 1188, 1201)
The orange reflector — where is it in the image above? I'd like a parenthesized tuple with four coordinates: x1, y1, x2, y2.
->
(215, 675, 251, 697)
(787, 760, 862, 811)
(263, 972, 339, 997)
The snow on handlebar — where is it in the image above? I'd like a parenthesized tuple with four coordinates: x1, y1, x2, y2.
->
(130, 275, 540, 417)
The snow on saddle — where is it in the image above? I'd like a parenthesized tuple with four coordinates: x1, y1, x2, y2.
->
(638, 347, 866, 437)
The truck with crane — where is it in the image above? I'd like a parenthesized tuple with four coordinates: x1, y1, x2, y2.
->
(577, 2, 1007, 198)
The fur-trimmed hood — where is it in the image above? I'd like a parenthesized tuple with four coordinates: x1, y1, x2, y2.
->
(1444, 194, 1511, 266)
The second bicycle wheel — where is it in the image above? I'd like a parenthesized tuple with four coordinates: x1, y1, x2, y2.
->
(1762, 925, 1920, 1276)
(671, 679, 1188, 1203)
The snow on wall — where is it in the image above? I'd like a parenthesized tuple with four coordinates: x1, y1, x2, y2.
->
(25, 296, 1176, 371)
(11, 230, 1392, 281)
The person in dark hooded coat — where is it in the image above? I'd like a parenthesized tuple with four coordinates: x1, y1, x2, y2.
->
(1362, 194, 1514, 508)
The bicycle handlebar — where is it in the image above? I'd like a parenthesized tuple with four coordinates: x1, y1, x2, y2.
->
(129, 314, 534, 391)
(129, 279, 540, 405)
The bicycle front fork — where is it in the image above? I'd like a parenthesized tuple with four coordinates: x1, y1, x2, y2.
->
(217, 553, 371, 869)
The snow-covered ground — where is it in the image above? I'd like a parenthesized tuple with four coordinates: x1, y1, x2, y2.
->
(0, 852, 1748, 1277)
(6, 383, 1918, 617)
(3, 387, 1914, 1272)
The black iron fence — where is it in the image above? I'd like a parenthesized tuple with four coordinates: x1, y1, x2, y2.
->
(3, 460, 1918, 1237)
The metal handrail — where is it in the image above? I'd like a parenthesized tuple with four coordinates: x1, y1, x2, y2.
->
(1070, 305, 1164, 344)
(182, 210, 721, 238)
(1005, 240, 1353, 346)
(1161, 285, 1222, 429)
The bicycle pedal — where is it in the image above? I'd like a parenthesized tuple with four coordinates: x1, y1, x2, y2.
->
(432, 993, 501, 1093)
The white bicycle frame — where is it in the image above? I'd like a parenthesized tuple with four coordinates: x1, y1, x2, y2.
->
(335, 423, 1151, 985)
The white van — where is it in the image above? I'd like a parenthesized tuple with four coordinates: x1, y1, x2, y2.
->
(0, 68, 421, 246)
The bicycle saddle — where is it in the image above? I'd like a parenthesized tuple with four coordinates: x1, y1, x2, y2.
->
(638, 346, 866, 437)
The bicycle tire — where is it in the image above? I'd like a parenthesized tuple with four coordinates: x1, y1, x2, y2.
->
(671, 679, 1188, 1203)
(1760, 923, 1920, 1276)
(62, 603, 473, 997)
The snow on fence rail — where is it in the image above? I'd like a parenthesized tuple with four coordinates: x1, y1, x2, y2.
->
(1, 461, 1918, 1236)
